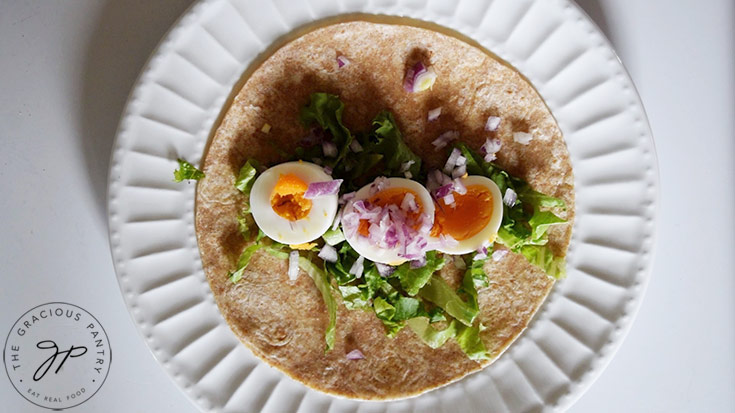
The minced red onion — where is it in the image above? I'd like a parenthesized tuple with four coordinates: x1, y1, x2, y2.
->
(443, 193, 455, 206)
(346, 349, 365, 360)
(452, 164, 467, 179)
(443, 148, 461, 174)
(428, 107, 442, 122)
(455, 156, 466, 166)
(331, 207, 342, 230)
(503, 188, 517, 207)
(434, 183, 454, 199)
(513, 131, 533, 145)
(400, 193, 418, 212)
(474, 244, 489, 260)
(337, 55, 351, 68)
(375, 263, 395, 277)
(322, 141, 338, 157)
(349, 255, 365, 279)
(304, 179, 343, 199)
(404, 171, 413, 179)
(339, 191, 356, 205)
(431, 131, 459, 150)
(485, 116, 501, 132)
(453, 178, 467, 195)
(288, 251, 300, 280)
(411, 255, 427, 268)
(399, 160, 415, 173)
(481, 138, 502, 163)
(323, 165, 333, 175)
(349, 139, 363, 153)
(369, 176, 389, 196)
(404, 62, 437, 93)
(318, 244, 338, 263)
(492, 248, 509, 262)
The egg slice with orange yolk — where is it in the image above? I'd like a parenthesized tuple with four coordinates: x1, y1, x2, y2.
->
(250, 161, 338, 245)
(342, 177, 435, 265)
(430, 175, 503, 255)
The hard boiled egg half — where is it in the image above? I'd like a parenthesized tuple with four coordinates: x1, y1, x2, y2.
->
(250, 161, 338, 245)
(430, 175, 503, 254)
(342, 177, 435, 265)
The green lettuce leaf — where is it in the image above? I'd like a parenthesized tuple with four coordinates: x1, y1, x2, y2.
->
(418, 274, 478, 326)
(407, 317, 458, 349)
(322, 228, 345, 246)
(234, 159, 261, 196)
(337, 285, 370, 310)
(368, 111, 422, 177)
(300, 93, 353, 165)
(228, 243, 263, 283)
(394, 251, 446, 296)
(298, 256, 337, 352)
(173, 159, 204, 182)
(455, 323, 491, 361)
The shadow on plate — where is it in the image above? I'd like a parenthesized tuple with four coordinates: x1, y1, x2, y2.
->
(572, 0, 618, 50)
(77, 0, 195, 222)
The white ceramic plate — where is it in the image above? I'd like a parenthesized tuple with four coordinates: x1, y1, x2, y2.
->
(108, 0, 658, 411)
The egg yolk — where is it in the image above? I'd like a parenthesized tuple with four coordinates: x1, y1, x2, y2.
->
(270, 173, 312, 221)
(357, 187, 423, 237)
(431, 185, 494, 241)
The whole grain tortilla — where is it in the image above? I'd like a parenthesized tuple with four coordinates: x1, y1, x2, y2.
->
(195, 20, 574, 400)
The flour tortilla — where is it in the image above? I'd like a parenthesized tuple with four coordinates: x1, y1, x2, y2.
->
(195, 21, 574, 400)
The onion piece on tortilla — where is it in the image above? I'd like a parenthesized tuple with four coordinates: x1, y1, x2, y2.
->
(492, 248, 509, 262)
(485, 116, 501, 131)
(513, 131, 533, 145)
(428, 107, 442, 121)
(404, 62, 437, 93)
(346, 349, 365, 360)
(432, 131, 459, 150)
(337, 55, 351, 68)
(322, 141, 338, 157)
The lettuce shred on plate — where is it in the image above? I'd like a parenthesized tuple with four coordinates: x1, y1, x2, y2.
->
(173, 158, 205, 182)
(177, 93, 568, 358)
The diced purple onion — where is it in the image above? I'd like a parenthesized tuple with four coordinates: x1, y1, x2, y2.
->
(431, 131, 459, 150)
(492, 248, 509, 262)
(474, 244, 488, 260)
(304, 179, 343, 199)
(318, 244, 338, 263)
(349, 139, 363, 153)
(410, 255, 427, 268)
(331, 207, 342, 230)
(375, 263, 395, 277)
(481, 138, 502, 163)
(349, 255, 365, 279)
(485, 116, 501, 132)
(434, 183, 454, 199)
(339, 191, 356, 205)
(322, 141, 338, 157)
(404, 62, 437, 93)
(399, 160, 415, 173)
(369, 176, 389, 196)
(443, 148, 461, 174)
(427, 107, 442, 121)
(452, 164, 467, 179)
(443, 193, 455, 206)
(323, 165, 333, 175)
(455, 156, 466, 166)
(337, 55, 351, 68)
(400, 193, 418, 212)
(453, 178, 467, 195)
(503, 188, 517, 207)
(346, 349, 365, 360)
(513, 131, 533, 145)
(404, 171, 413, 179)
(288, 251, 300, 280)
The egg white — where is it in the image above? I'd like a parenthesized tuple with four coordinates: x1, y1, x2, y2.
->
(250, 161, 338, 245)
(343, 177, 435, 265)
(432, 175, 503, 255)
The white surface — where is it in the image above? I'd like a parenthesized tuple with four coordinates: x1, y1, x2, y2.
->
(0, 1, 732, 412)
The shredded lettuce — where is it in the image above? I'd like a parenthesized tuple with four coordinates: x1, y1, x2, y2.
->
(369, 111, 422, 178)
(322, 228, 345, 246)
(173, 159, 204, 182)
(234, 159, 261, 196)
(418, 274, 478, 327)
(455, 323, 491, 361)
(455, 142, 568, 278)
(394, 251, 445, 296)
(298, 256, 337, 352)
(407, 317, 458, 348)
(300, 93, 353, 166)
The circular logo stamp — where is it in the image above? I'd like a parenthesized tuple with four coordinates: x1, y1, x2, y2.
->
(3, 302, 111, 410)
